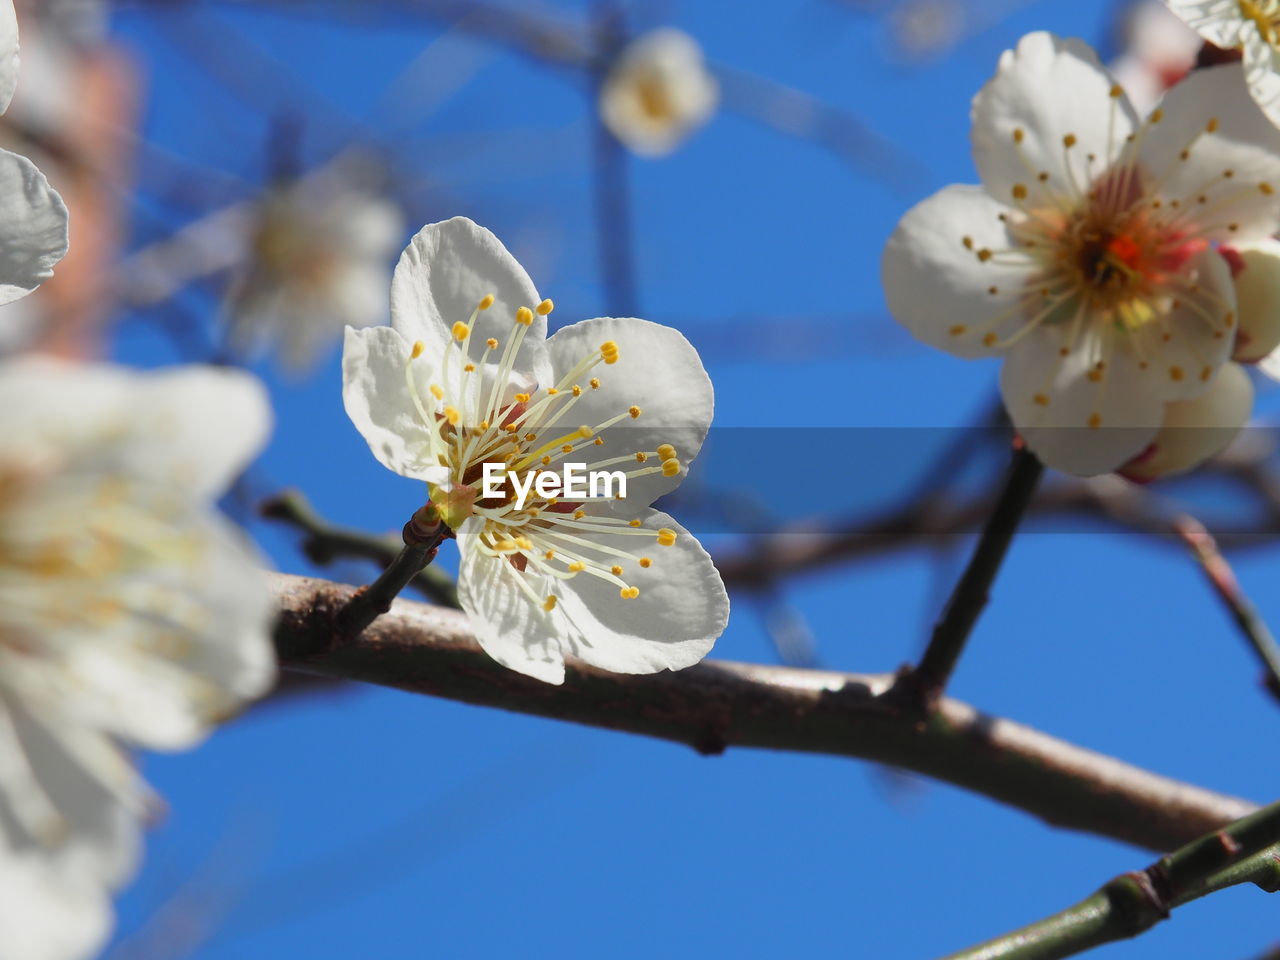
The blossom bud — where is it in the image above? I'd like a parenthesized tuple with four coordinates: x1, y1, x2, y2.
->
(1228, 239, 1280, 363)
(1120, 362, 1253, 482)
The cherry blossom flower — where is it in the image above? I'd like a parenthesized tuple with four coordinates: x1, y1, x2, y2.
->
(0, 358, 276, 960)
(1167, 0, 1280, 126)
(227, 164, 403, 372)
(343, 217, 728, 684)
(882, 31, 1280, 475)
(0, 0, 68, 307)
(599, 28, 718, 157)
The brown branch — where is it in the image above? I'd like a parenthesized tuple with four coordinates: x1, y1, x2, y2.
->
(1174, 515, 1280, 704)
(270, 572, 1256, 852)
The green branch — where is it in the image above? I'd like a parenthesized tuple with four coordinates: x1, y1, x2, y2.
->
(943, 801, 1280, 960)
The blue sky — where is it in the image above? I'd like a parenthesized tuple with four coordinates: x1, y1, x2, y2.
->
(101, 1, 1280, 957)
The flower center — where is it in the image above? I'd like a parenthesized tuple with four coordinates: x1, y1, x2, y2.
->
(402, 297, 684, 610)
(1240, 0, 1280, 47)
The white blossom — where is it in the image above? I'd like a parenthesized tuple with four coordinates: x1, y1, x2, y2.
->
(343, 217, 728, 684)
(599, 28, 718, 157)
(0, 358, 277, 960)
(882, 32, 1280, 475)
(1111, 0, 1202, 115)
(0, 0, 68, 308)
(228, 165, 403, 372)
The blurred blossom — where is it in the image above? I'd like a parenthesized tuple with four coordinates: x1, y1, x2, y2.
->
(1120, 360, 1253, 480)
(227, 162, 404, 373)
(882, 32, 1280, 476)
(890, 0, 965, 58)
(0, 0, 68, 310)
(1110, 0, 1201, 115)
(599, 28, 718, 157)
(0, 358, 276, 960)
(1168, 0, 1280, 127)
(343, 217, 729, 684)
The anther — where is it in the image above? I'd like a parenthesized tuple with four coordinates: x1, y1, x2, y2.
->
(1063, 133, 1077, 148)
(543, 595, 557, 611)
(629, 406, 642, 419)
(657, 444, 676, 461)
(589, 377, 601, 389)
(478, 293, 495, 310)
(1012, 128, 1025, 143)
(629, 520, 642, 528)
(1033, 393, 1049, 406)
(572, 385, 582, 397)
(657, 528, 677, 546)
(516, 306, 534, 325)
(452, 321, 469, 341)
(662, 459, 681, 477)
(429, 384, 444, 400)
(568, 561, 585, 572)
(576, 425, 594, 439)
(949, 324, 967, 336)
(536, 299, 554, 315)
(487, 337, 499, 349)
(1262, 182, 1275, 195)
(411, 341, 425, 359)
(620, 586, 640, 599)
(639, 557, 652, 568)
(635, 452, 648, 462)
(1088, 413, 1102, 429)
(1170, 365, 1184, 381)
(574, 509, 586, 519)
(515, 393, 531, 403)
(611, 565, 624, 576)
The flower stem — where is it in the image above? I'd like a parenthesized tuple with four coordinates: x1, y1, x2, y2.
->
(261, 489, 459, 609)
(907, 444, 1044, 701)
(334, 504, 449, 636)
(942, 800, 1280, 960)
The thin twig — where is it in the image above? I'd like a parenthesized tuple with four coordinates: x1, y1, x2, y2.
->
(906, 444, 1044, 700)
(942, 802, 1280, 960)
(1174, 515, 1280, 704)
(331, 505, 449, 636)
(260, 489, 459, 608)
(270, 572, 1256, 852)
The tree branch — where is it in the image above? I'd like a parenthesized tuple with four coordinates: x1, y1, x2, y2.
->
(942, 802, 1280, 960)
(1174, 515, 1280, 704)
(270, 572, 1256, 852)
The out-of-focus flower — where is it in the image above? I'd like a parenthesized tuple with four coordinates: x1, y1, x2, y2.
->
(1167, 0, 1280, 126)
(343, 217, 728, 684)
(1111, 0, 1202, 115)
(882, 32, 1280, 476)
(0, 0, 68, 308)
(599, 28, 718, 157)
(0, 358, 276, 960)
(1120, 360, 1253, 479)
(227, 166, 403, 372)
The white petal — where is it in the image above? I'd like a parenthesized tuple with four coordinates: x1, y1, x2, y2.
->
(342, 325, 450, 483)
(1165, 1, 1246, 48)
(552, 510, 727, 675)
(0, 0, 15, 115)
(456, 517, 565, 684)
(1225, 238, 1280, 362)
(1139, 64, 1280, 242)
(1000, 325, 1165, 475)
(1241, 34, 1280, 130)
(1135, 248, 1236, 402)
(882, 184, 1031, 358)
(0, 149, 67, 304)
(971, 32, 1137, 201)
(125, 366, 273, 499)
(390, 217, 551, 386)
(545, 316, 713, 512)
(1121, 360, 1253, 480)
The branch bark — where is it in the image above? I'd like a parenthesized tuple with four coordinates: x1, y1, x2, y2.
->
(270, 572, 1256, 852)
